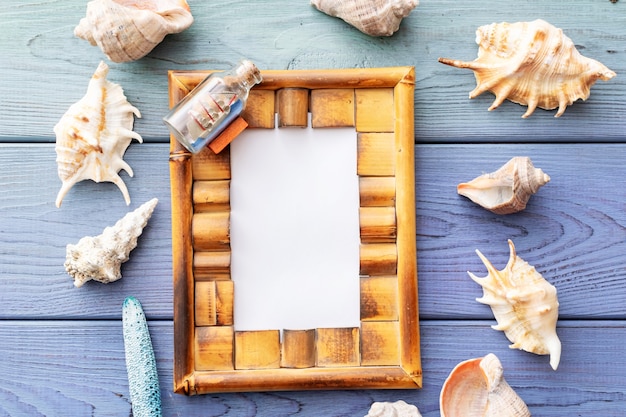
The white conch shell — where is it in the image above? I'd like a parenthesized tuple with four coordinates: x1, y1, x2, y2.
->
(65, 198, 158, 287)
(75, 0, 194, 63)
(469, 240, 561, 370)
(311, 0, 418, 37)
(438, 19, 616, 118)
(54, 61, 142, 207)
(365, 400, 422, 417)
(440, 353, 531, 417)
(457, 157, 550, 215)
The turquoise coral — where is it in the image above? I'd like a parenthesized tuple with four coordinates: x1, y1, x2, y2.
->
(123, 296, 162, 417)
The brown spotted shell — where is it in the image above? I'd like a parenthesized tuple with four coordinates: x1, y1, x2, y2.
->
(54, 61, 142, 207)
(438, 19, 616, 117)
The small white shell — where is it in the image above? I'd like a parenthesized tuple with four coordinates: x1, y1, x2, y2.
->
(54, 61, 142, 207)
(365, 400, 422, 417)
(311, 0, 418, 37)
(440, 353, 531, 417)
(469, 240, 561, 370)
(75, 0, 194, 63)
(65, 198, 158, 287)
(457, 157, 550, 214)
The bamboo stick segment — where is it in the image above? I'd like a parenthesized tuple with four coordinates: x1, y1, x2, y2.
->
(277, 88, 309, 127)
(194, 326, 234, 371)
(195, 281, 217, 326)
(208, 116, 248, 154)
(192, 212, 230, 251)
(359, 176, 396, 207)
(193, 180, 230, 212)
(355, 88, 395, 132)
(310, 89, 355, 128)
(361, 321, 400, 366)
(195, 281, 234, 326)
(360, 243, 397, 276)
(193, 251, 231, 281)
(192, 146, 231, 181)
(281, 329, 316, 369)
(357, 133, 396, 176)
(359, 206, 397, 243)
(235, 330, 281, 370)
(393, 67, 421, 385)
(316, 328, 360, 367)
(242, 89, 276, 128)
(360, 276, 399, 321)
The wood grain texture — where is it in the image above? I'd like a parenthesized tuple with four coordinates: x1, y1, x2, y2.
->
(0, 1, 623, 142)
(1, 0, 625, 414)
(0, 321, 623, 416)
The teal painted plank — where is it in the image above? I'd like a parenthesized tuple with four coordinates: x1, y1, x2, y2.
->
(0, 1, 624, 142)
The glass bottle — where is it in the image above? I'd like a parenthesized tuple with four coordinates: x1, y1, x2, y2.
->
(163, 59, 262, 153)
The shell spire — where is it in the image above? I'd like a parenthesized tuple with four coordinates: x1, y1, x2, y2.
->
(311, 0, 418, 37)
(123, 296, 162, 417)
(65, 198, 158, 287)
(440, 353, 531, 417)
(439, 19, 616, 117)
(54, 61, 142, 207)
(469, 240, 561, 370)
(457, 157, 550, 214)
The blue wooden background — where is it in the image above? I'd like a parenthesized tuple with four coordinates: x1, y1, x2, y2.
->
(0, 0, 625, 416)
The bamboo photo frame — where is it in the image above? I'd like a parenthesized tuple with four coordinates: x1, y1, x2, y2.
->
(169, 66, 421, 394)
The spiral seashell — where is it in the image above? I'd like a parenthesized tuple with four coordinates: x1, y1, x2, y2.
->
(65, 198, 158, 287)
(54, 61, 142, 207)
(440, 353, 531, 417)
(123, 296, 162, 417)
(457, 157, 550, 215)
(311, 0, 418, 37)
(75, 0, 194, 63)
(469, 240, 561, 370)
(438, 19, 616, 118)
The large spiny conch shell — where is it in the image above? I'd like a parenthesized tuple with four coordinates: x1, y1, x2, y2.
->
(365, 400, 422, 417)
(438, 19, 616, 118)
(54, 61, 142, 208)
(75, 0, 194, 63)
(440, 353, 531, 417)
(65, 198, 158, 288)
(311, 0, 418, 37)
(457, 157, 550, 215)
(469, 240, 561, 370)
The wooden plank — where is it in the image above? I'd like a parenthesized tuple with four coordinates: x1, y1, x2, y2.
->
(355, 89, 395, 132)
(360, 276, 399, 321)
(2, 144, 626, 321)
(0, 321, 623, 415)
(1, 1, 624, 143)
(357, 133, 396, 176)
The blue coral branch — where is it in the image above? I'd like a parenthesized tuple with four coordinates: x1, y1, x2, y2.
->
(123, 296, 162, 417)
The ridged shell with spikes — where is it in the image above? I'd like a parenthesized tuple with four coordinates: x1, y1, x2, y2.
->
(438, 19, 616, 118)
(468, 240, 561, 370)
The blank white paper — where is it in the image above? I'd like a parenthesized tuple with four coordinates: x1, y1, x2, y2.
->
(230, 115, 360, 331)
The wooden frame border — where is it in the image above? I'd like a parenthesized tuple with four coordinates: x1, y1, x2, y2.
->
(169, 67, 420, 394)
